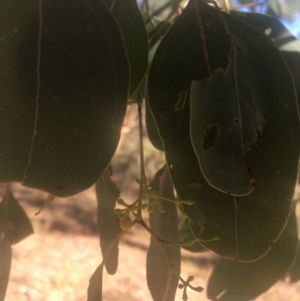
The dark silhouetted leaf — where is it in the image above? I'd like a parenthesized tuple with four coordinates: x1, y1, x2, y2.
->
(96, 167, 120, 275)
(0, 185, 34, 244)
(281, 51, 300, 110)
(147, 1, 300, 261)
(147, 165, 180, 301)
(288, 240, 300, 283)
(103, 0, 148, 97)
(0, 239, 11, 301)
(207, 208, 298, 301)
(190, 44, 274, 196)
(179, 219, 208, 253)
(0, 0, 129, 197)
(146, 97, 164, 151)
(87, 263, 103, 301)
(0, 185, 32, 300)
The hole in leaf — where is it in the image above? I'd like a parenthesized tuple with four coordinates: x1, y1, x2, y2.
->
(175, 91, 187, 110)
(265, 28, 272, 35)
(202, 125, 218, 151)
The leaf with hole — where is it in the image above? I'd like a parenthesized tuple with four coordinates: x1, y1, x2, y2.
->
(0, 0, 129, 197)
(190, 43, 274, 196)
(147, 1, 300, 261)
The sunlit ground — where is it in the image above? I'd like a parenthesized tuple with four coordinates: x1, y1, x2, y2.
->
(5, 196, 300, 301)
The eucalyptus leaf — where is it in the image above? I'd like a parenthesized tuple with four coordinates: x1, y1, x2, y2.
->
(0, 185, 34, 244)
(146, 97, 164, 151)
(179, 219, 208, 253)
(87, 263, 103, 301)
(190, 43, 274, 196)
(0, 240, 11, 301)
(0, 184, 32, 300)
(207, 208, 298, 301)
(103, 0, 148, 97)
(0, 0, 129, 197)
(146, 165, 180, 301)
(96, 167, 120, 275)
(147, 1, 300, 261)
(281, 51, 300, 111)
(287, 240, 300, 283)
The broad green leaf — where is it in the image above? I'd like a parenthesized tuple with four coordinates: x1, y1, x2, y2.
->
(179, 219, 208, 253)
(87, 263, 103, 301)
(231, 11, 300, 51)
(0, 0, 129, 197)
(146, 165, 180, 301)
(0, 185, 34, 244)
(103, 0, 148, 97)
(96, 167, 120, 275)
(147, 1, 300, 261)
(0, 239, 11, 301)
(207, 208, 298, 301)
(190, 44, 274, 196)
(287, 241, 300, 283)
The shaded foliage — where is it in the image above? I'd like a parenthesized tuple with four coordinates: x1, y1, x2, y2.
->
(1, 1, 300, 301)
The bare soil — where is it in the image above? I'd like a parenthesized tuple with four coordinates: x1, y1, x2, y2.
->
(3, 182, 300, 301)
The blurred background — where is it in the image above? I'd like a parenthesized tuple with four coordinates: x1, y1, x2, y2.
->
(3, 0, 300, 300)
